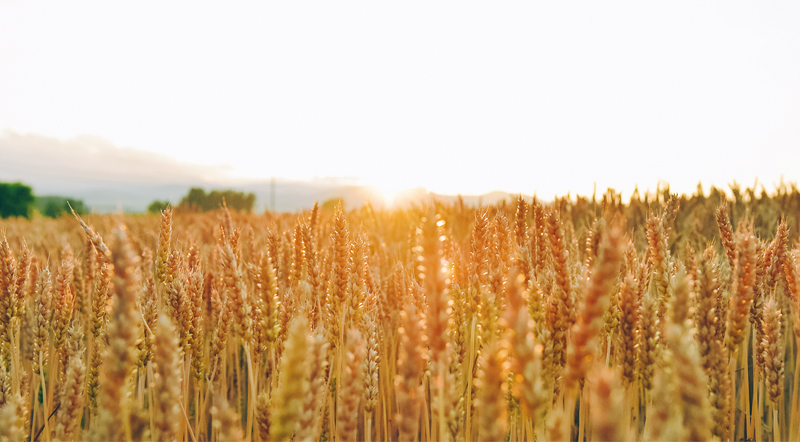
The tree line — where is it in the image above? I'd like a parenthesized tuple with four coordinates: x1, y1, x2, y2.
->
(148, 187, 255, 213)
(0, 182, 255, 219)
(0, 182, 88, 219)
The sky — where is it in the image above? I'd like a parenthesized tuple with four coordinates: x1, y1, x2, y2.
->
(1, 3, 799, 204)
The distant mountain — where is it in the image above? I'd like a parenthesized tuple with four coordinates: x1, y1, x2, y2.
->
(0, 131, 526, 213)
(392, 188, 526, 208)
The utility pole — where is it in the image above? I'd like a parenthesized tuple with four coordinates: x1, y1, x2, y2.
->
(270, 176, 276, 212)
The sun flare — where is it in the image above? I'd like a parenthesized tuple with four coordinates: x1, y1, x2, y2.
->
(368, 177, 413, 207)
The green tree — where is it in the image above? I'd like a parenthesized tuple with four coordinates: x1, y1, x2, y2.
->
(321, 198, 344, 211)
(181, 188, 209, 211)
(0, 182, 36, 219)
(36, 196, 89, 218)
(178, 187, 256, 212)
(148, 200, 171, 214)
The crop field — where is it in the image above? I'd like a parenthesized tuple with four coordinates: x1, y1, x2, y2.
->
(1, 186, 800, 442)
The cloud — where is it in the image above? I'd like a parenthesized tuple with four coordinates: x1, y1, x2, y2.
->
(0, 130, 231, 190)
(0, 130, 526, 213)
(0, 131, 390, 212)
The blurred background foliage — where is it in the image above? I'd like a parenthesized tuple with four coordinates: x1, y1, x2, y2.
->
(0, 182, 35, 218)
(36, 195, 89, 218)
(174, 187, 256, 213)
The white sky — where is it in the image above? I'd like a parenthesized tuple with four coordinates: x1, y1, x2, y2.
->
(1, 3, 799, 201)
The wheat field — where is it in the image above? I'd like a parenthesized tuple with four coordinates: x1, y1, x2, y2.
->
(1, 186, 800, 442)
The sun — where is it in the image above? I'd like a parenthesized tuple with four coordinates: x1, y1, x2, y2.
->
(368, 177, 412, 208)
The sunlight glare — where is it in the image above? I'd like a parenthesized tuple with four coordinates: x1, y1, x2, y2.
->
(368, 177, 413, 208)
